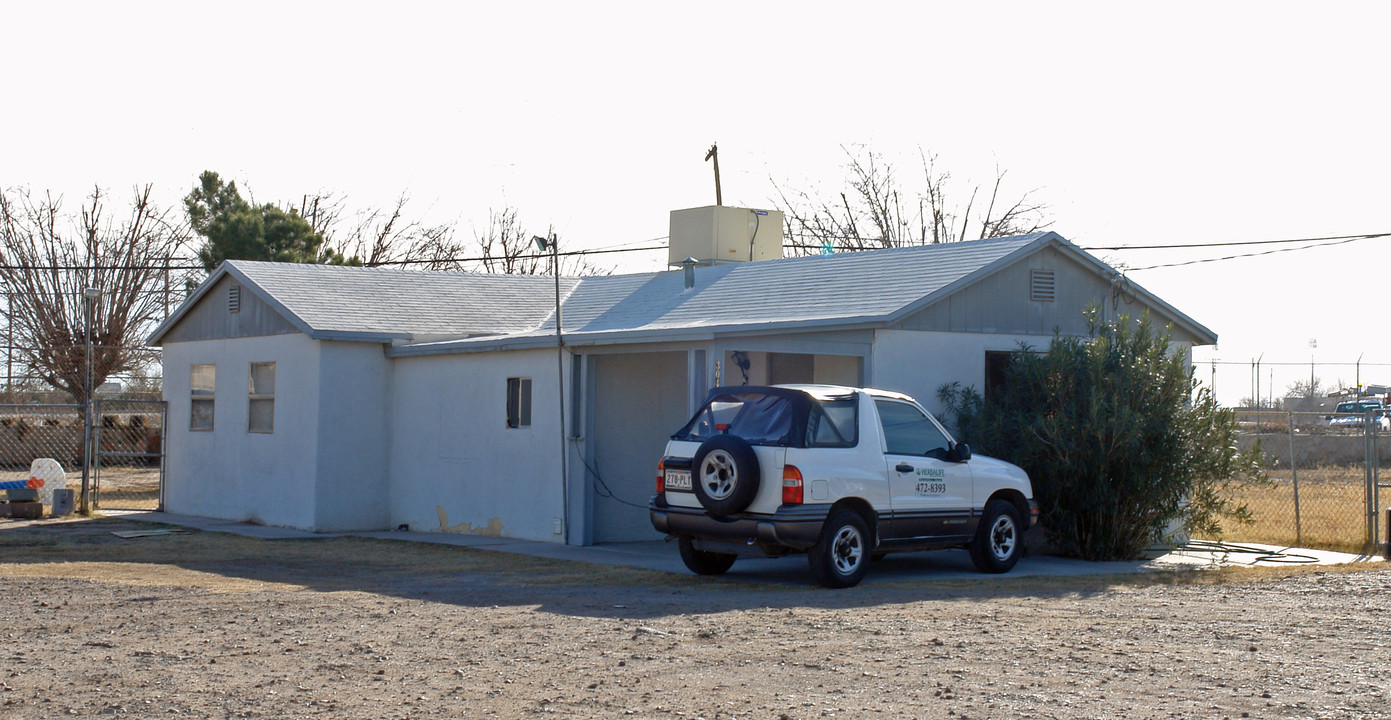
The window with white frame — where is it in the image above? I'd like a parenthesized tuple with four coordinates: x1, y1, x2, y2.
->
(191, 364, 215, 431)
(248, 362, 275, 433)
(506, 377, 532, 429)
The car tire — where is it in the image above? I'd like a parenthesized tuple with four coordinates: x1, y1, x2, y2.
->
(677, 536, 737, 576)
(690, 434, 760, 515)
(969, 500, 1024, 573)
(809, 509, 870, 588)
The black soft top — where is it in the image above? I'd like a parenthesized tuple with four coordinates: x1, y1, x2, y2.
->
(673, 385, 857, 447)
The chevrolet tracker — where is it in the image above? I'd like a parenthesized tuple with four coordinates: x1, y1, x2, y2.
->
(650, 384, 1038, 588)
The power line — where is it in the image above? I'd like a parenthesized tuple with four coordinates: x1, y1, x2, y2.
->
(1120, 237, 1366, 271)
(1080, 232, 1391, 251)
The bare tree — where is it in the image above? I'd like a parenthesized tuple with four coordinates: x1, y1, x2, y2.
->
(773, 145, 1051, 254)
(300, 192, 467, 271)
(475, 207, 605, 276)
(0, 186, 188, 403)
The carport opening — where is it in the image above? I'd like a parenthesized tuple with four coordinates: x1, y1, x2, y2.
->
(721, 351, 862, 387)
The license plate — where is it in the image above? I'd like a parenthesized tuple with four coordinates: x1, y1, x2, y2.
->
(664, 469, 692, 491)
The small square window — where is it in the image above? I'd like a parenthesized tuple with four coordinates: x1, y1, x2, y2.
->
(249, 362, 275, 433)
(191, 364, 215, 431)
(507, 377, 532, 429)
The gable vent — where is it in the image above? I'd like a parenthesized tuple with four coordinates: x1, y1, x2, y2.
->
(228, 285, 241, 313)
(1030, 270, 1056, 302)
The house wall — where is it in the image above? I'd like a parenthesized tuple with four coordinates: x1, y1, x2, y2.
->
(871, 329, 1048, 418)
(161, 334, 322, 528)
(313, 341, 392, 531)
(898, 246, 1206, 345)
(160, 275, 301, 343)
(387, 347, 565, 542)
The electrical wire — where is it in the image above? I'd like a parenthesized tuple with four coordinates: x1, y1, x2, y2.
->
(570, 437, 652, 510)
(1119, 237, 1367, 272)
(1081, 232, 1391, 251)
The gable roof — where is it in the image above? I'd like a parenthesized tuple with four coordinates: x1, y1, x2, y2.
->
(148, 261, 578, 344)
(149, 232, 1217, 352)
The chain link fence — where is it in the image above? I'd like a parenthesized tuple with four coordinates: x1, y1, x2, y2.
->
(0, 399, 164, 513)
(92, 399, 165, 510)
(1207, 410, 1386, 552)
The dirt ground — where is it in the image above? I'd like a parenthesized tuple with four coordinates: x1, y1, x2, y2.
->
(1, 518, 1388, 720)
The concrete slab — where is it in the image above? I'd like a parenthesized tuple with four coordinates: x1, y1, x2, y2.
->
(100, 510, 1380, 585)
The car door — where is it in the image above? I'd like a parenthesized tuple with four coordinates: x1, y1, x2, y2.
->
(874, 399, 974, 542)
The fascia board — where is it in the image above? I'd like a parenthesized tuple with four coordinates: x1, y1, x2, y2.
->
(386, 317, 889, 357)
(1044, 238, 1219, 345)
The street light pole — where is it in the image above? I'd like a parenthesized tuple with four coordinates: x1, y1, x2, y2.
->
(535, 233, 569, 545)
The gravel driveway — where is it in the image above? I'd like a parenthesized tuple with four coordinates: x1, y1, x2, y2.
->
(1, 518, 1388, 719)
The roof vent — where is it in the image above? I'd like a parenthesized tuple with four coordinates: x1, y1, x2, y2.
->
(228, 285, 241, 314)
(1030, 270, 1055, 302)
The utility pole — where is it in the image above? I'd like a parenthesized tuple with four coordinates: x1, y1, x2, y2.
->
(704, 143, 722, 206)
(534, 231, 568, 545)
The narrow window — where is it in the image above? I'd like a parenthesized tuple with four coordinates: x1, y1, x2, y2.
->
(507, 377, 532, 429)
(191, 364, 215, 431)
(248, 362, 275, 433)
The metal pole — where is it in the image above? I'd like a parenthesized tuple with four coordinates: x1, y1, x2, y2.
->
(551, 234, 569, 545)
(1287, 411, 1302, 546)
(80, 291, 94, 514)
(1366, 411, 1376, 551)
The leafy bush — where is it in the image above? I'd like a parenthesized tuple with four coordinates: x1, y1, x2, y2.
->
(938, 309, 1266, 560)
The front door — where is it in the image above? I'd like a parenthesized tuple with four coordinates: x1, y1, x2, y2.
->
(875, 399, 974, 542)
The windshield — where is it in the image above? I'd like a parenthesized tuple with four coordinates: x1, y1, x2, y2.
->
(1335, 402, 1381, 413)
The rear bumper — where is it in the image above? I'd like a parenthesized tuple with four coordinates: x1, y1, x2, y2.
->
(650, 496, 831, 550)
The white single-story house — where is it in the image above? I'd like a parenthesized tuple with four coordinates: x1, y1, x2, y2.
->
(149, 207, 1215, 544)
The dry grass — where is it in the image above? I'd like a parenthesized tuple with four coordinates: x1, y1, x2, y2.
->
(1203, 465, 1381, 552)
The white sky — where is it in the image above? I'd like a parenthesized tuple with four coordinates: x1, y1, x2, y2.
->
(4, 1, 1389, 406)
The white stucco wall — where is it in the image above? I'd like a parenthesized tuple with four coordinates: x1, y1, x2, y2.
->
(313, 341, 392, 531)
(871, 329, 1051, 416)
(162, 334, 322, 528)
(387, 348, 566, 543)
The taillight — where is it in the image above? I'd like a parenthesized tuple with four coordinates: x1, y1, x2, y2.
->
(782, 465, 803, 505)
(656, 459, 666, 495)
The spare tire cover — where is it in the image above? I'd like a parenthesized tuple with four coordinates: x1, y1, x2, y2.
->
(691, 434, 761, 515)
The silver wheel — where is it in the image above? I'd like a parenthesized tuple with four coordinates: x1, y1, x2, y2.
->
(987, 513, 1017, 563)
(969, 500, 1024, 573)
(810, 509, 871, 588)
(830, 524, 865, 574)
(698, 449, 738, 501)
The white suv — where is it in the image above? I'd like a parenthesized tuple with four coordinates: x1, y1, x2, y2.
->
(650, 384, 1037, 588)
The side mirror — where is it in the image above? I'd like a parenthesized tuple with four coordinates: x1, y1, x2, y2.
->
(951, 443, 971, 463)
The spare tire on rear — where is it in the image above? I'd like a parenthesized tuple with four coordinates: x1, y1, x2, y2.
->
(691, 434, 760, 515)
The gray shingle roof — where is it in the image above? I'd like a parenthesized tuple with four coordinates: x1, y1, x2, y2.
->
(150, 231, 1215, 351)
(149, 261, 577, 343)
(393, 233, 1057, 354)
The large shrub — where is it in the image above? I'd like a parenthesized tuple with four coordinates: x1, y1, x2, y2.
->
(940, 309, 1265, 560)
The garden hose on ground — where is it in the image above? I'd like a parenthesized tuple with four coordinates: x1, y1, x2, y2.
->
(1177, 540, 1320, 564)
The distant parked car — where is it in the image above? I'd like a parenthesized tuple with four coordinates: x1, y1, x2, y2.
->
(1325, 400, 1390, 432)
